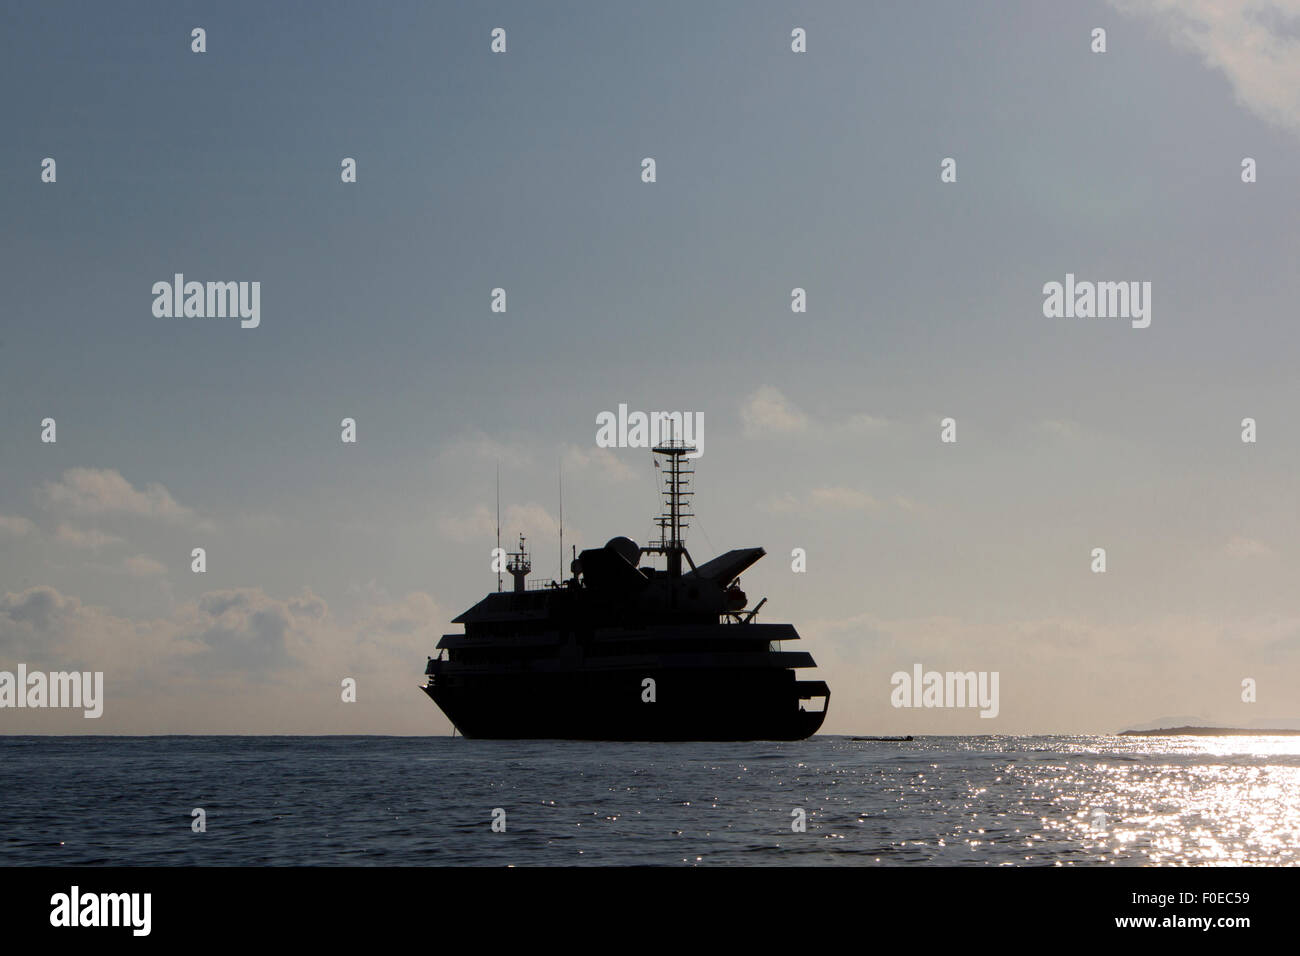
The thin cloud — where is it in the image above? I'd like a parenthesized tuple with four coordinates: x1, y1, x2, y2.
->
(1112, 0, 1300, 134)
(55, 523, 124, 550)
(38, 467, 209, 529)
(1035, 419, 1079, 439)
(562, 444, 636, 482)
(437, 503, 562, 546)
(740, 386, 811, 437)
(1225, 535, 1274, 559)
(436, 433, 533, 470)
(0, 515, 37, 537)
(123, 554, 168, 578)
(740, 386, 888, 439)
(760, 486, 880, 514)
(758, 485, 925, 517)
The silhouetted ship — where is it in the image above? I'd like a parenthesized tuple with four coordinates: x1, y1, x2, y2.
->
(423, 441, 829, 740)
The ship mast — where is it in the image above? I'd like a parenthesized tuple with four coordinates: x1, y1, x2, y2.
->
(646, 439, 696, 581)
(506, 534, 531, 593)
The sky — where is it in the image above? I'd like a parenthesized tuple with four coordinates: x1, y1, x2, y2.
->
(3, 0, 1300, 734)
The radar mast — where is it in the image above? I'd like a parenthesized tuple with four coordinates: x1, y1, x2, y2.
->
(646, 439, 696, 580)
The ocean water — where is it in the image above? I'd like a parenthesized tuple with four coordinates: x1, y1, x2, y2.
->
(2, 735, 1297, 866)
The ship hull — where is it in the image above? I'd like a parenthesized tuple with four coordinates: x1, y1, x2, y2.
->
(424, 669, 827, 741)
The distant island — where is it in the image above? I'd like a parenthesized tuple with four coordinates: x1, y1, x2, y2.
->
(1120, 726, 1300, 736)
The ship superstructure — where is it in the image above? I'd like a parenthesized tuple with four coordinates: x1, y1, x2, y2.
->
(422, 441, 829, 740)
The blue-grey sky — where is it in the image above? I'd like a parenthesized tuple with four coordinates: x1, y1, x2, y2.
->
(3, 0, 1300, 733)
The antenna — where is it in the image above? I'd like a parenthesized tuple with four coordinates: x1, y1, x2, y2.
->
(558, 461, 564, 583)
(496, 463, 502, 593)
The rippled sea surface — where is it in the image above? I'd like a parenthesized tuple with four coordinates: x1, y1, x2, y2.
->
(3, 735, 1298, 865)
